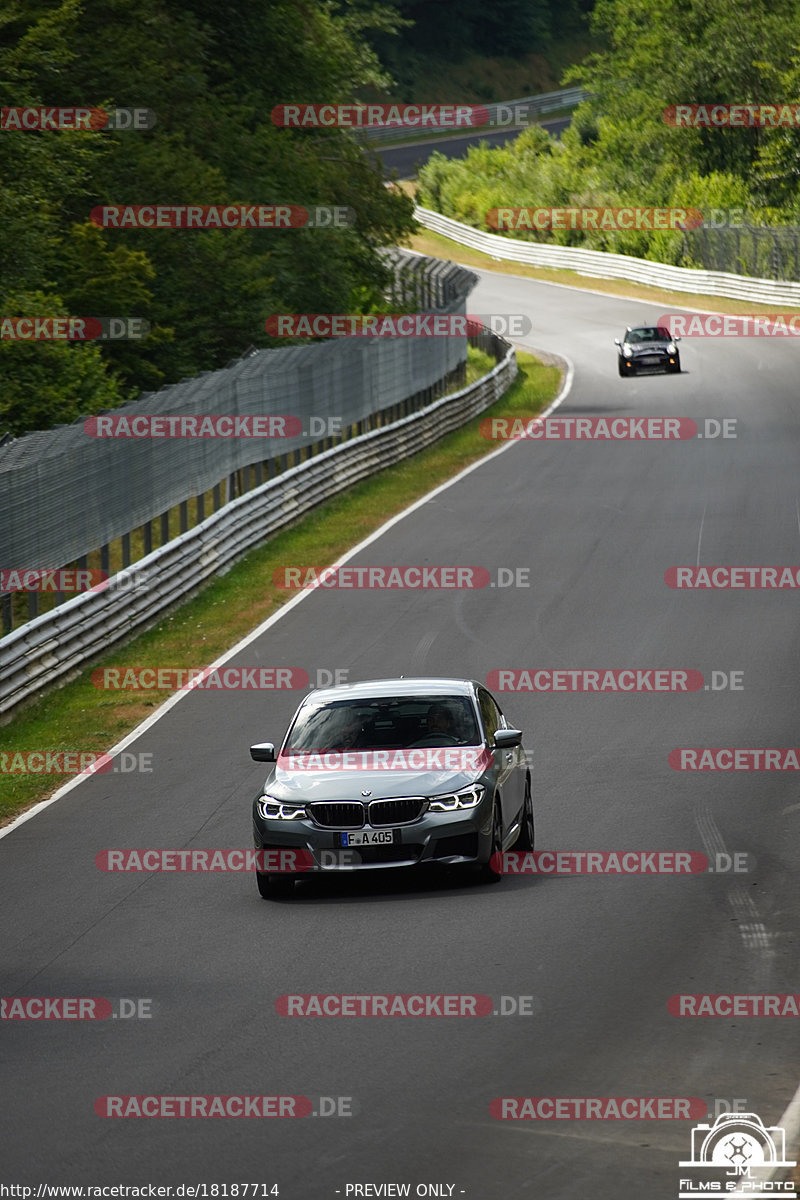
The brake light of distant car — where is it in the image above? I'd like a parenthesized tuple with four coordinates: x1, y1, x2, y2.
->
(428, 784, 485, 812)
(257, 795, 308, 820)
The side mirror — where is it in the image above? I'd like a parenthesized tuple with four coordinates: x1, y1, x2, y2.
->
(673, 335, 681, 342)
(250, 742, 276, 762)
(494, 728, 522, 748)
(614, 338, 621, 345)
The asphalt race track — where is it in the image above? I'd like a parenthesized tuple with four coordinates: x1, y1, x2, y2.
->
(2, 270, 800, 1197)
(375, 116, 572, 178)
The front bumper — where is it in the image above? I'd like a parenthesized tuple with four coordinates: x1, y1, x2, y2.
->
(624, 350, 680, 373)
(252, 799, 493, 873)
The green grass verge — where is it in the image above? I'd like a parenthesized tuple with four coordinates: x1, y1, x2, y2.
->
(0, 346, 560, 828)
(405, 227, 800, 316)
(2, 341, 500, 631)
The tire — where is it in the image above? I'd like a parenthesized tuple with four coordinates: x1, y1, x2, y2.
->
(618, 358, 627, 377)
(514, 775, 535, 852)
(256, 871, 295, 899)
(668, 361, 681, 374)
(478, 803, 504, 884)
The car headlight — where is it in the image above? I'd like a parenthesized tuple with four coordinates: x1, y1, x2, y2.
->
(622, 346, 633, 358)
(257, 794, 307, 820)
(667, 343, 677, 354)
(428, 784, 485, 812)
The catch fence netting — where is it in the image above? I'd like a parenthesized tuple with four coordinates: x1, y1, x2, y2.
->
(0, 250, 477, 569)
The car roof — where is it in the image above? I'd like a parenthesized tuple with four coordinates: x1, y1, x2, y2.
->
(301, 677, 479, 704)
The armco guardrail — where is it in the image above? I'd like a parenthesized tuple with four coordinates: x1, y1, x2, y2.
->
(0, 249, 476, 579)
(416, 207, 800, 306)
(682, 223, 800, 282)
(0, 333, 516, 720)
(363, 87, 586, 143)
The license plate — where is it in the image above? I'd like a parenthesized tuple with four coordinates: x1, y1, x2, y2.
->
(338, 829, 399, 847)
(641, 355, 661, 364)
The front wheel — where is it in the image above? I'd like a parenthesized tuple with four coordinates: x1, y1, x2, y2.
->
(514, 776, 535, 851)
(478, 803, 504, 884)
(618, 358, 628, 377)
(256, 872, 295, 899)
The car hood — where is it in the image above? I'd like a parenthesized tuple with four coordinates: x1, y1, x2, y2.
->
(260, 756, 491, 801)
(629, 340, 671, 352)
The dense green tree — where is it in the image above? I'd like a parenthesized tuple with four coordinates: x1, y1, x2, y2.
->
(567, 0, 800, 186)
(751, 51, 800, 215)
(371, 0, 593, 62)
(418, 0, 800, 264)
(0, 291, 129, 435)
(0, 0, 416, 435)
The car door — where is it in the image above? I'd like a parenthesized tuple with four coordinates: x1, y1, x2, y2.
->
(477, 686, 522, 843)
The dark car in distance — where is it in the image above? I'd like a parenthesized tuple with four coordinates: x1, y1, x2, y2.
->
(615, 325, 681, 376)
(248, 677, 534, 898)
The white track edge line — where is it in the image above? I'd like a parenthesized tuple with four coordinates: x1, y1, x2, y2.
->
(0, 354, 574, 843)
(455, 258, 794, 317)
(768, 1082, 800, 1182)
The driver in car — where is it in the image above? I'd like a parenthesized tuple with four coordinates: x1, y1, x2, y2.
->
(426, 704, 456, 739)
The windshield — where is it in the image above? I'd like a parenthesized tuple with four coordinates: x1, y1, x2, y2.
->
(626, 327, 671, 343)
(281, 695, 481, 754)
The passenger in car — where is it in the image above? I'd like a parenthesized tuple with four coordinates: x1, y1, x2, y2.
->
(334, 709, 368, 749)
